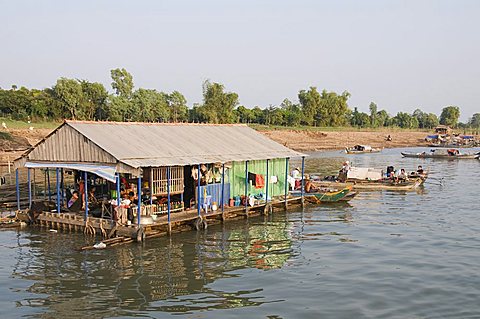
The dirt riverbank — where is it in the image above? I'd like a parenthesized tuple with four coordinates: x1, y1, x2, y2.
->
(259, 129, 428, 152)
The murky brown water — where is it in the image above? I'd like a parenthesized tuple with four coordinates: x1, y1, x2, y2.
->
(1, 147, 480, 318)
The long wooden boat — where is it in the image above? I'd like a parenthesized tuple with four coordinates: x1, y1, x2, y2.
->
(345, 145, 381, 154)
(427, 143, 476, 148)
(313, 177, 425, 191)
(401, 151, 479, 159)
(290, 187, 354, 203)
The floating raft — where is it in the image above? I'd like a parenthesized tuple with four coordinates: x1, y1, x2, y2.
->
(25, 197, 304, 248)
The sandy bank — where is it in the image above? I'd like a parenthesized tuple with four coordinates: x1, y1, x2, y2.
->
(259, 129, 428, 152)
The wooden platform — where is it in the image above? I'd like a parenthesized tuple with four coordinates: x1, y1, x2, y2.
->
(34, 197, 304, 242)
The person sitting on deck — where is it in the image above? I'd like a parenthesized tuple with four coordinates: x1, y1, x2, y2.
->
(304, 179, 319, 193)
(67, 191, 82, 212)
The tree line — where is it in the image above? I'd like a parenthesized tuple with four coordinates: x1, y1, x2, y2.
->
(1, 68, 479, 130)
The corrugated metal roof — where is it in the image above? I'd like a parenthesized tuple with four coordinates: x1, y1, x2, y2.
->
(67, 121, 304, 168)
(16, 121, 305, 173)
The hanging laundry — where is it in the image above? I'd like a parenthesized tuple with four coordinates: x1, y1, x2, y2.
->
(255, 174, 265, 189)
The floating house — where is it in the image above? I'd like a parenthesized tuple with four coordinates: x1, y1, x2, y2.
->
(13, 121, 306, 240)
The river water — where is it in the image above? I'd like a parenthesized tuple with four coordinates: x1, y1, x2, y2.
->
(1, 147, 480, 318)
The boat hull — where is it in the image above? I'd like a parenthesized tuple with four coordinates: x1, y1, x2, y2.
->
(401, 152, 479, 159)
(313, 178, 423, 191)
(345, 149, 381, 154)
(291, 187, 353, 202)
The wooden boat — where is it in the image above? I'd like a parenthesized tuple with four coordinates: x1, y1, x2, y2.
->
(345, 145, 381, 154)
(290, 187, 354, 203)
(313, 177, 425, 191)
(401, 149, 479, 159)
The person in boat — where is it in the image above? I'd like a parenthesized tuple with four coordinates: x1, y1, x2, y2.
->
(386, 166, 395, 178)
(397, 169, 408, 181)
(338, 161, 350, 182)
(417, 165, 424, 175)
(388, 170, 396, 181)
(305, 179, 319, 193)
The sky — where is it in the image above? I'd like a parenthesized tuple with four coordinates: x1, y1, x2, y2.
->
(1, 0, 479, 121)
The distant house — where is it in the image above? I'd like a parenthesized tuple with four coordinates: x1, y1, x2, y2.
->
(434, 125, 452, 135)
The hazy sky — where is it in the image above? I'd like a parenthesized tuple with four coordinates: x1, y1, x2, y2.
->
(1, 0, 479, 120)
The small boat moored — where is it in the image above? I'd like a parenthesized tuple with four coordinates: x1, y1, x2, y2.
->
(401, 149, 480, 159)
(309, 165, 427, 191)
(345, 145, 381, 154)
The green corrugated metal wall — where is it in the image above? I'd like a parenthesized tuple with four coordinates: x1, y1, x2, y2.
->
(228, 158, 288, 199)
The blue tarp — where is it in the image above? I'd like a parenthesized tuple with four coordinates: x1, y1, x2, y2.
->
(24, 162, 117, 182)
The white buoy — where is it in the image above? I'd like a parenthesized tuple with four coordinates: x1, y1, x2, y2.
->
(93, 242, 107, 249)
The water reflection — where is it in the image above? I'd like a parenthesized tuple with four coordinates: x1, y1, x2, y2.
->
(7, 212, 302, 317)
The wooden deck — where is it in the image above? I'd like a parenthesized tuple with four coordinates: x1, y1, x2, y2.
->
(34, 197, 303, 242)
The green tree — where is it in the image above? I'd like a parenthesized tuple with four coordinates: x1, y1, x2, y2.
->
(298, 87, 321, 126)
(0, 87, 32, 119)
(280, 98, 302, 126)
(350, 107, 370, 127)
(439, 106, 460, 127)
(111, 68, 134, 98)
(469, 113, 480, 129)
(376, 110, 391, 127)
(369, 102, 378, 127)
(53, 78, 83, 119)
(198, 80, 239, 123)
(393, 112, 419, 129)
(167, 91, 188, 122)
(236, 105, 256, 123)
(80, 80, 108, 120)
(131, 89, 169, 122)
